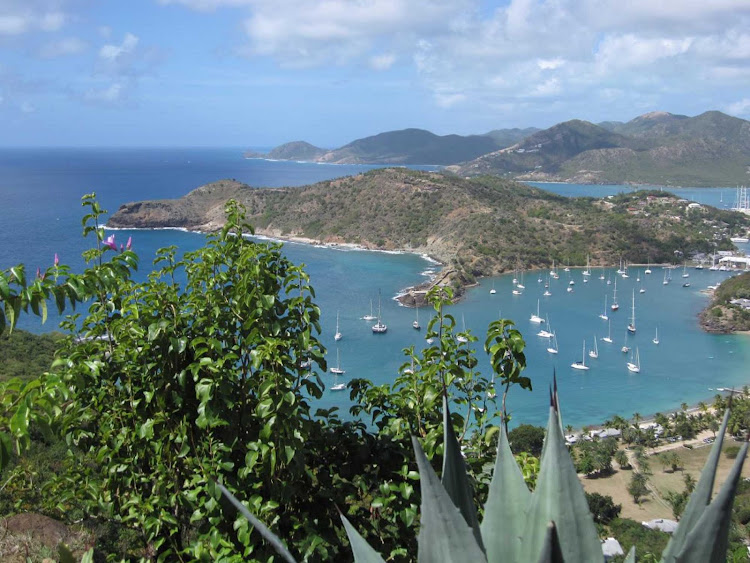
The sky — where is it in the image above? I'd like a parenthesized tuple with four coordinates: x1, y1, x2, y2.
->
(1, 0, 749, 148)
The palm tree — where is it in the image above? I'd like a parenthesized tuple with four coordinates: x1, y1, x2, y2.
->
(632, 412, 642, 427)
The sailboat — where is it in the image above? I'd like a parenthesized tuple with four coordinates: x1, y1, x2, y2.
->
(627, 290, 636, 333)
(653, 326, 660, 345)
(412, 306, 421, 330)
(599, 295, 609, 320)
(611, 278, 619, 311)
(571, 340, 590, 370)
(530, 299, 544, 323)
(537, 315, 553, 338)
(639, 278, 646, 294)
(490, 280, 496, 295)
(583, 255, 591, 277)
(547, 332, 559, 354)
(330, 349, 345, 375)
(682, 262, 689, 278)
(457, 314, 469, 343)
(588, 335, 599, 359)
(602, 320, 613, 343)
(645, 261, 652, 275)
(334, 311, 343, 341)
(626, 347, 641, 373)
(363, 300, 377, 321)
(371, 293, 387, 333)
(663, 268, 669, 285)
(517, 270, 525, 289)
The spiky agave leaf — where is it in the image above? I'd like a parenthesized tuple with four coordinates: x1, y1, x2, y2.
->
(412, 436, 487, 563)
(662, 408, 730, 561)
(519, 403, 601, 562)
(340, 514, 387, 563)
(536, 522, 564, 563)
(624, 546, 636, 563)
(441, 395, 484, 550)
(673, 441, 748, 563)
(480, 416, 531, 562)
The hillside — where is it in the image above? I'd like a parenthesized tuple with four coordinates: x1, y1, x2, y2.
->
(483, 127, 540, 147)
(455, 111, 750, 186)
(700, 272, 750, 333)
(108, 169, 750, 300)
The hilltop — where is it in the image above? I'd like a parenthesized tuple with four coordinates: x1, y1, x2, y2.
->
(108, 169, 750, 301)
(454, 111, 750, 186)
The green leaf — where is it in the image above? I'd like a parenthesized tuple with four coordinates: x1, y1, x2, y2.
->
(138, 419, 155, 440)
(0, 432, 13, 472)
(441, 395, 483, 550)
(340, 514, 386, 563)
(662, 408, 730, 562)
(673, 441, 748, 563)
(624, 546, 636, 563)
(481, 421, 530, 562)
(519, 403, 601, 562)
(411, 435, 487, 563)
(216, 482, 297, 563)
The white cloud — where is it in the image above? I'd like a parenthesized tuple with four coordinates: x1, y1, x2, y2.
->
(84, 83, 125, 104)
(38, 37, 87, 58)
(100, 33, 139, 62)
(0, 3, 67, 36)
(434, 91, 466, 108)
(369, 53, 396, 71)
(725, 98, 750, 117)
(537, 58, 565, 71)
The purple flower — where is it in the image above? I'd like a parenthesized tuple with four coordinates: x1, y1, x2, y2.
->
(126, 236, 132, 250)
(36, 267, 41, 279)
(54, 253, 59, 266)
(104, 234, 117, 251)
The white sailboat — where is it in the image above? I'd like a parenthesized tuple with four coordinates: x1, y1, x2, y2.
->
(547, 332, 559, 354)
(627, 289, 636, 333)
(588, 335, 599, 359)
(602, 320, 613, 343)
(663, 268, 669, 285)
(363, 300, 377, 321)
(330, 349, 345, 375)
(490, 280, 496, 295)
(457, 314, 469, 343)
(538, 315, 553, 338)
(371, 293, 387, 333)
(517, 270, 525, 289)
(682, 262, 689, 278)
(334, 311, 343, 341)
(611, 278, 619, 311)
(599, 295, 609, 320)
(599, 269, 605, 281)
(530, 299, 544, 323)
(621, 334, 630, 353)
(626, 347, 641, 373)
(571, 340, 589, 370)
(583, 255, 591, 277)
(413, 306, 421, 330)
(653, 326, 660, 345)
(639, 278, 646, 294)
(645, 261, 652, 274)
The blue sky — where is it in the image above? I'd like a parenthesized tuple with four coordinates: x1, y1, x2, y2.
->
(1, 0, 749, 147)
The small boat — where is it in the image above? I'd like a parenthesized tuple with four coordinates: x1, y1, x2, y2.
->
(583, 255, 591, 277)
(538, 275, 543, 283)
(588, 335, 599, 359)
(663, 269, 669, 285)
(334, 311, 342, 341)
(512, 288, 522, 295)
(569, 279, 575, 286)
(490, 280, 496, 295)
(621, 335, 630, 354)
(627, 290, 636, 333)
(653, 326, 659, 345)
(547, 332, 559, 354)
(611, 278, 619, 311)
(330, 349, 345, 375)
(372, 293, 387, 333)
(363, 300, 377, 321)
(530, 299, 544, 323)
(599, 295, 609, 320)
(639, 278, 646, 294)
(571, 340, 590, 370)
(683, 282, 691, 287)
(645, 262, 652, 275)
(543, 288, 552, 296)
(457, 314, 469, 343)
(626, 347, 641, 373)
(566, 286, 573, 293)
(412, 306, 421, 330)
(602, 320, 613, 343)
(731, 236, 749, 243)
(682, 262, 689, 278)
(538, 315, 553, 338)
(330, 382, 346, 391)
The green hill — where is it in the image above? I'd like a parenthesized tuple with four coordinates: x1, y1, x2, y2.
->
(109, 169, 750, 297)
(700, 272, 750, 333)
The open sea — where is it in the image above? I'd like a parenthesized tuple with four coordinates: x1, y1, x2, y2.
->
(1, 147, 748, 428)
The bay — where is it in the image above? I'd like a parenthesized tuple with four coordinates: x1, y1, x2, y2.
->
(1, 148, 747, 428)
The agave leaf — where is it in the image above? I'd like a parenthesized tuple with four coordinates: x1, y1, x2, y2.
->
(340, 513, 387, 563)
(441, 395, 484, 550)
(536, 522, 564, 563)
(480, 419, 530, 562)
(673, 441, 748, 563)
(412, 435, 487, 563)
(624, 546, 636, 563)
(216, 482, 297, 563)
(519, 405, 601, 562)
(662, 408, 730, 561)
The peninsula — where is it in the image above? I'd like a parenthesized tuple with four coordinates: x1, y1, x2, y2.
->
(700, 271, 750, 333)
(108, 169, 750, 303)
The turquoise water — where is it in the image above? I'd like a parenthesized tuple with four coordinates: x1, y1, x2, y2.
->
(1, 149, 748, 428)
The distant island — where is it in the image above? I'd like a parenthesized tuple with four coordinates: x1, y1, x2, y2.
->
(248, 111, 750, 187)
(108, 169, 750, 304)
(700, 271, 750, 333)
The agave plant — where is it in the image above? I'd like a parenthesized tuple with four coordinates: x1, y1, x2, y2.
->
(223, 380, 748, 562)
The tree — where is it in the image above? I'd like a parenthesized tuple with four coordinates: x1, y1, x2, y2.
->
(660, 451, 681, 472)
(614, 449, 630, 469)
(709, 418, 720, 437)
(508, 424, 545, 456)
(585, 492, 622, 525)
(628, 472, 649, 504)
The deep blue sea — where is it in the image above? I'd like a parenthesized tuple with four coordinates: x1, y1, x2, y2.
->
(1, 148, 748, 428)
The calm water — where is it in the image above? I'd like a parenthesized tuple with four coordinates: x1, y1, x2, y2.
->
(1, 148, 748, 428)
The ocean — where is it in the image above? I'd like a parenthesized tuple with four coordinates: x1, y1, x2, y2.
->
(1, 147, 748, 428)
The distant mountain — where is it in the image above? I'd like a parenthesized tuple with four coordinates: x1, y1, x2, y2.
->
(245, 141, 327, 161)
(483, 127, 540, 147)
(315, 128, 500, 165)
(455, 111, 750, 186)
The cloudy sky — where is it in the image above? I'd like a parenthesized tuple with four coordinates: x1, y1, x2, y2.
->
(1, 0, 749, 147)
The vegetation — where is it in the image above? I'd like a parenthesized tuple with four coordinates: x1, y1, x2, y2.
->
(0, 329, 63, 381)
(585, 492, 622, 525)
(108, 168, 749, 299)
(507, 424, 545, 457)
(700, 272, 750, 333)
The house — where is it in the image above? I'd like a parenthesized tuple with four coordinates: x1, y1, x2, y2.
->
(602, 537, 624, 560)
(643, 518, 678, 533)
